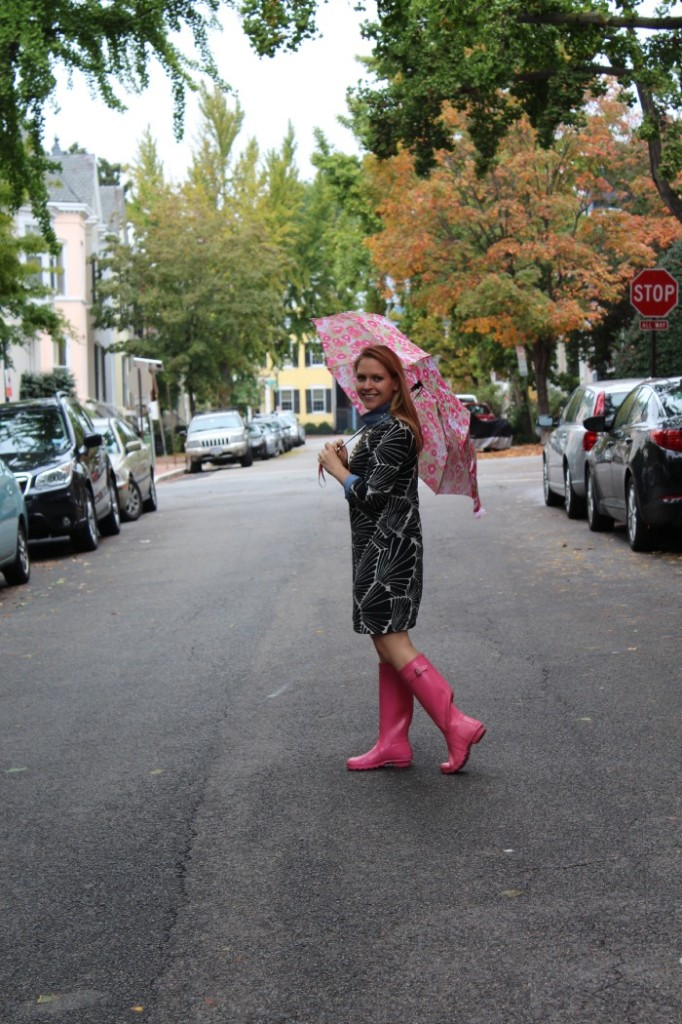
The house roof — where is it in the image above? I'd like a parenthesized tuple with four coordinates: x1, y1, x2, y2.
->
(46, 140, 100, 216)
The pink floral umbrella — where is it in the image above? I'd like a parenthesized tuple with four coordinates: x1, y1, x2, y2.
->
(312, 311, 484, 515)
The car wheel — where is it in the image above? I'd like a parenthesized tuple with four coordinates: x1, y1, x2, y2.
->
(72, 490, 99, 552)
(564, 463, 585, 519)
(626, 477, 651, 552)
(240, 450, 253, 467)
(188, 460, 202, 474)
(100, 476, 122, 536)
(3, 523, 30, 586)
(143, 475, 158, 513)
(586, 470, 613, 533)
(543, 456, 563, 507)
(122, 479, 143, 521)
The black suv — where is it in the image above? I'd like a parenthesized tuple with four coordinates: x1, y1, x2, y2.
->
(0, 394, 121, 551)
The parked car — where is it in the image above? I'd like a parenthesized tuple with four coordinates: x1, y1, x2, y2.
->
(0, 394, 121, 551)
(274, 410, 306, 446)
(184, 409, 252, 472)
(541, 379, 644, 518)
(464, 401, 495, 421)
(584, 376, 682, 550)
(0, 456, 30, 586)
(252, 414, 288, 454)
(91, 415, 158, 521)
(456, 393, 478, 404)
(247, 421, 279, 460)
(467, 403, 513, 451)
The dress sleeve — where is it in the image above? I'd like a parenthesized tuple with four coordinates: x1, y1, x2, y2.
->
(346, 420, 416, 511)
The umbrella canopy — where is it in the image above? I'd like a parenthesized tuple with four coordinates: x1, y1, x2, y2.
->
(312, 311, 484, 515)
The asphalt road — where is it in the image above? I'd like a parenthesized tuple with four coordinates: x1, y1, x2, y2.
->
(1, 440, 680, 1024)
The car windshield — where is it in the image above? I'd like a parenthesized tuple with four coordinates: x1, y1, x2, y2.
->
(657, 384, 682, 417)
(0, 407, 70, 459)
(189, 413, 242, 433)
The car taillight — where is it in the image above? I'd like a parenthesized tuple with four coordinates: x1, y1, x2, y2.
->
(593, 391, 605, 415)
(650, 428, 682, 452)
(583, 431, 599, 451)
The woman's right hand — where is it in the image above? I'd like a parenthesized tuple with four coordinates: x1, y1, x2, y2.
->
(333, 439, 349, 468)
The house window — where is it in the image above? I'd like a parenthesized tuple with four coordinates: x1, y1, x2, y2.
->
(53, 336, 68, 367)
(306, 388, 332, 414)
(49, 246, 65, 295)
(305, 344, 325, 367)
(276, 388, 300, 413)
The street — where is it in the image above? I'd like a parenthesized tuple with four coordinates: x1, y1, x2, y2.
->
(1, 440, 680, 1024)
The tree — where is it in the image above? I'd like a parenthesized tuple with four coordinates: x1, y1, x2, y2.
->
(365, 96, 681, 414)
(350, 1, 682, 222)
(0, 0, 226, 238)
(0, 197, 68, 373)
(97, 91, 293, 413)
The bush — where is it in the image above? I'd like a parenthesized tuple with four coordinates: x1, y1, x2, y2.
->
(20, 368, 77, 398)
(304, 421, 335, 435)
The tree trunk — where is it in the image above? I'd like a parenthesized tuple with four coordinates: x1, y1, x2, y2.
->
(532, 338, 553, 416)
(635, 80, 682, 224)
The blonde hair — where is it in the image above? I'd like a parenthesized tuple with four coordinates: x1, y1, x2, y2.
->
(353, 345, 424, 453)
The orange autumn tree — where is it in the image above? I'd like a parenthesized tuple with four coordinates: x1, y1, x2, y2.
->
(367, 92, 681, 414)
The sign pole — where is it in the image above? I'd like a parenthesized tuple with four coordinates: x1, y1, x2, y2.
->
(651, 329, 657, 378)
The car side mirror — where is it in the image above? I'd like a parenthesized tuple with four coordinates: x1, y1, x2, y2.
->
(583, 415, 607, 433)
(125, 440, 143, 453)
(83, 431, 103, 449)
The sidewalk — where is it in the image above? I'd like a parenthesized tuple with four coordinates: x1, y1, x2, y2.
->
(153, 453, 186, 481)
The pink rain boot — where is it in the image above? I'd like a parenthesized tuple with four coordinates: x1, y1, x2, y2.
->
(398, 654, 485, 774)
(346, 663, 414, 770)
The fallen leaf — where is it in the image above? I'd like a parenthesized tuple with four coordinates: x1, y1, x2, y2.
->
(5, 766, 28, 774)
(149, 769, 164, 776)
(131, 1006, 144, 1013)
(36, 995, 59, 1004)
(500, 889, 524, 898)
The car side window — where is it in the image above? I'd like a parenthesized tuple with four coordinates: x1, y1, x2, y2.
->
(627, 388, 652, 424)
(612, 390, 640, 430)
(561, 389, 583, 424)
(64, 404, 85, 447)
(73, 402, 97, 437)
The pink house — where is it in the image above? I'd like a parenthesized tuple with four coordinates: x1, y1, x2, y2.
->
(7, 141, 128, 405)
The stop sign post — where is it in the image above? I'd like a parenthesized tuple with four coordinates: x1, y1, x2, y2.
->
(630, 268, 679, 376)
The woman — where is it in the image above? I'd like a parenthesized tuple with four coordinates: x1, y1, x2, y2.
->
(318, 344, 485, 773)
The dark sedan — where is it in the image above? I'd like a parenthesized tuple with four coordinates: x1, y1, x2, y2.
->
(584, 376, 682, 550)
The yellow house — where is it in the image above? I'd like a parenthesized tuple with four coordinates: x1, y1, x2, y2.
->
(261, 338, 359, 432)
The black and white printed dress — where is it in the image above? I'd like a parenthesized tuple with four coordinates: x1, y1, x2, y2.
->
(346, 416, 423, 634)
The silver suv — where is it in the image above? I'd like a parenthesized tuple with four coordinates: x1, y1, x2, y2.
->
(542, 379, 644, 518)
(184, 410, 252, 473)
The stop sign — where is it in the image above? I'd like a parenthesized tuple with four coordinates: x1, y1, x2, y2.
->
(630, 268, 679, 318)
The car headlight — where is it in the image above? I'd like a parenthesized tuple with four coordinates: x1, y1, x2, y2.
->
(34, 461, 74, 490)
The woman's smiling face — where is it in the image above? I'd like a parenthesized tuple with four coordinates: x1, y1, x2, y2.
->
(355, 357, 398, 412)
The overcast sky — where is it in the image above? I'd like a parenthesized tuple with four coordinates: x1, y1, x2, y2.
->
(43, 0, 375, 183)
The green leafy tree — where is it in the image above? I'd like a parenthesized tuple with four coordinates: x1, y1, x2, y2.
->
(97, 90, 292, 413)
(349, 1, 682, 222)
(0, 0, 226, 238)
(0, 198, 67, 371)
